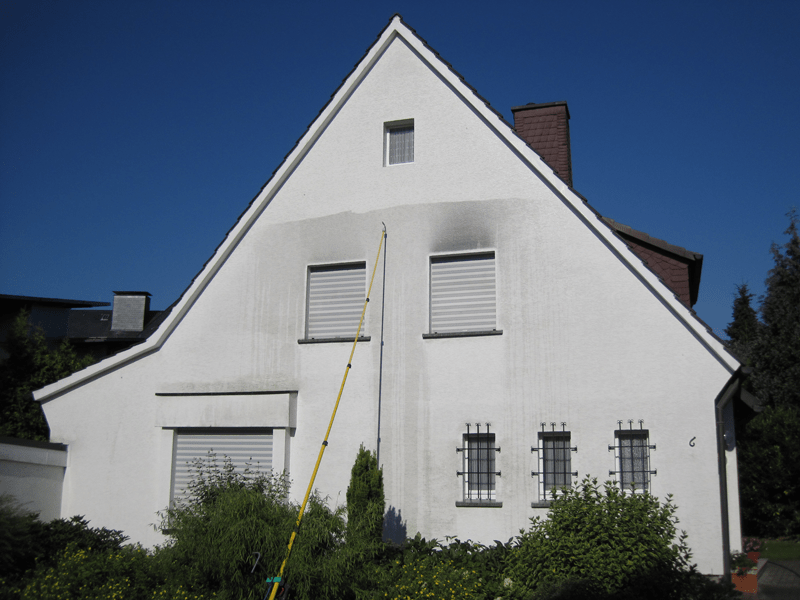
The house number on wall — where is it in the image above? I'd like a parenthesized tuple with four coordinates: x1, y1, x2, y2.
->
(689, 437, 696, 447)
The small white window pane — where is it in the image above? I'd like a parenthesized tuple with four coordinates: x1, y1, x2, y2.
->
(619, 432, 649, 491)
(387, 123, 414, 165)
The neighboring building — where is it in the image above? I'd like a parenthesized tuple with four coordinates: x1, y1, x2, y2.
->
(0, 291, 166, 361)
(33, 16, 744, 575)
(0, 294, 108, 360)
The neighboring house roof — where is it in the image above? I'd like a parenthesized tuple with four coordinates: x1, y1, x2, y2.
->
(602, 218, 704, 308)
(67, 309, 166, 342)
(33, 14, 738, 403)
(0, 294, 109, 311)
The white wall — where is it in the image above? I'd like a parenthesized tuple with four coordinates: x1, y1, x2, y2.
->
(0, 438, 66, 521)
(40, 33, 737, 574)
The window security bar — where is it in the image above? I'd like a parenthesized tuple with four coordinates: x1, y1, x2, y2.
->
(457, 423, 500, 502)
(531, 422, 577, 501)
(608, 420, 656, 492)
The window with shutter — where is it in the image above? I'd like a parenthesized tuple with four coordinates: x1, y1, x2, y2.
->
(305, 263, 366, 340)
(171, 429, 273, 503)
(429, 253, 496, 334)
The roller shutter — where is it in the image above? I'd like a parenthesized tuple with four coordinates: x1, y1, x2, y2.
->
(430, 253, 496, 333)
(306, 263, 366, 339)
(171, 429, 273, 502)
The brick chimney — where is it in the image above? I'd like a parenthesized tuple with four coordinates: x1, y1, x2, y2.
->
(511, 101, 572, 187)
(111, 291, 151, 332)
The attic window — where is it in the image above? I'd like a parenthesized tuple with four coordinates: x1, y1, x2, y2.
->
(385, 119, 414, 165)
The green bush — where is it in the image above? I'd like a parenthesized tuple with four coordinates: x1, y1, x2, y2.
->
(503, 477, 692, 598)
(0, 496, 43, 586)
(16, 543, 217, 600)
(0, 497, 129, 598)
(158, 453, 360, 600)
(365, 534, 511, 600)
(346, 445, 384, 543)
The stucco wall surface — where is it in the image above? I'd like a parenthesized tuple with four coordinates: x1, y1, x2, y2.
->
(0, 439, 66, 522)
(40, 33, 738, 574)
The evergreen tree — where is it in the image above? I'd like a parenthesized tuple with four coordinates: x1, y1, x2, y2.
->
(731, 210, 800, 536)
(724, 283, 761, 365)
(750, 209, 800, 408)
(0, 310, 94, 441)
(345, 445, 384, 542)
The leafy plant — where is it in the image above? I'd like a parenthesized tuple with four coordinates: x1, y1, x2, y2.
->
(503, 477, 692, 598)
(158, 453, 360, 600)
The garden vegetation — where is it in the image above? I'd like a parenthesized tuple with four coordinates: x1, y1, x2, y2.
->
(1, 451, 739, 600)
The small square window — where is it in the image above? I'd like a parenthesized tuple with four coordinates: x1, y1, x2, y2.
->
(385, 120, 414, 165)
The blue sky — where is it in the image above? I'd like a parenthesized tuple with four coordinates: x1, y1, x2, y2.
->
(1, 0, 798, 337)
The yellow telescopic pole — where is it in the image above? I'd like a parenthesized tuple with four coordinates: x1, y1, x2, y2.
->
(267, 227, 386, 600)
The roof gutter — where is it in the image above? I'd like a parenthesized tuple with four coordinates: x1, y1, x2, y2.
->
(714, 365, 750, 575)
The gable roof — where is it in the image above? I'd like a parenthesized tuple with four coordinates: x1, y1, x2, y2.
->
(33, 15, 738, 402)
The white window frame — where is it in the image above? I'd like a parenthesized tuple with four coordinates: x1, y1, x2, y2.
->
(304, 262, 367, 341)
(609, 423, 656, 493)
(456, 423, 501, 506)
(384, 119, 414, 165)
(531, 423, 577, 505)
(428, 252, 498, 335)
(170, 428, 273, 504)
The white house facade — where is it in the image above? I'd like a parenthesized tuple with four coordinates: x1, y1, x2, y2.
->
(34, 16, 742, 575)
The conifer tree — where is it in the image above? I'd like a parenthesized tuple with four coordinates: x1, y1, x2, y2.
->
(750, 209, 800, 408)
(723, 283, 760, 366)
(732, 210, 800, 536)
(345, 445, 384, 542)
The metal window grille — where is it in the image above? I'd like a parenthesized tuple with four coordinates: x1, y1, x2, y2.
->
(306, 263, 366, 339)
(531, 422, 577, 501)
(608, 420, 656, 492)
(387, 123, 414, 164)
(457, 424, 500, 502)
(430, 253, 496, 334)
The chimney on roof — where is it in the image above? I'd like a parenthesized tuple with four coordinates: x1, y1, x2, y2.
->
(111, 291, 151, 332)
(511, 101, 572, 187)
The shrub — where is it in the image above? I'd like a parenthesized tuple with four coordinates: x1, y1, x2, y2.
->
(158, 453, 358, 600)
(503, 477, 692, 598)
(367, 534, 511, 600)
(345, 445, 384, 543)
(0, 496, 43, 585)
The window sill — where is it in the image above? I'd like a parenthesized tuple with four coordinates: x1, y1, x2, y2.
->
(297, 336, 370, 344)
(530, 501, 552, 508)
(455, 500, 503, 508)
(423, 330, 503, 340)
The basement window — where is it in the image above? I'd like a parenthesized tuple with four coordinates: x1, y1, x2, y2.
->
(385, 119, 414, 165)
